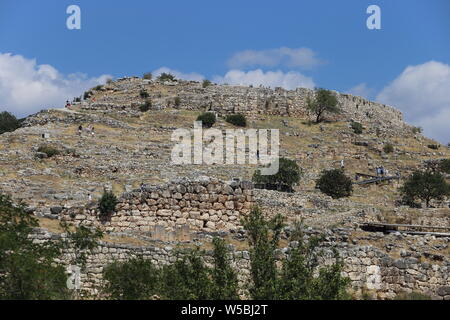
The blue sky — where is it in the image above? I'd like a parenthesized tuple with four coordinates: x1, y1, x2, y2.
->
(0, 0, 449, 142)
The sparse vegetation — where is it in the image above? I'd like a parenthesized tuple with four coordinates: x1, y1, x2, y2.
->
(400, 170, 449, 208)
(427, 144, 440, 150)
(139, 99, 152, 112)
(383, 143, 394, 154)
(306, 88, 340, 123)
(143, 72, 153, 80)
(412, 126, 422, 134)
(0, 111, 21, 134)
(225, 114, 247, 127)
(316, 169, 353, 199)
(37, 145, 61, 158)
(202, 79, 212, 88)
(98, 190, 118, 218)
(438, 159, 450, 174)
(139, 89, 149, 99)
(174, 97, 181, 107)
(350, 121, 363, 134)
(157, 73, 176, 82)
(196, 112, 216, 128)
(394, 291, 431, 300)
(253, 158, 302, 192)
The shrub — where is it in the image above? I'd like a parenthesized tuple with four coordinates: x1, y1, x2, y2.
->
(139, 89, 149, 99)
(412, 126, 422, 134)
(428, 144, 440, 150)
(103, 257, 160, 300)
(225, 114, 247, 127)
(438, 159, 450, 174)
(383, 143, 394, 153)
(350, 121, 363, 134)
(202, 79, 212, 88)
(316, 169, 353, 199)
(37, 145, 60, 158)
(143, 72, 153, 80)
(400, 170, 449, 208)
(106, 78, 113, 85)
(306, 88, 340, 123)
(157, 72, 176, 82)
(174, 97, 181, 107)
(93, 85, 103, 91)
(196, 112, 216, 128)
(0, 111, 21, 134)
(98, 190, 118, 218)
(139, 100, 152, 112)
(253, 157, 302, 192)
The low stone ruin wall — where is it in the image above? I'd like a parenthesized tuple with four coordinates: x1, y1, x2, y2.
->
(31, 229, 450, 300)
(60, 178, 254, 233)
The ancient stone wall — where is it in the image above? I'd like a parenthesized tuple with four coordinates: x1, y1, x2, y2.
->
(31, 228, 450, 300)
(60, 177, 254, 233)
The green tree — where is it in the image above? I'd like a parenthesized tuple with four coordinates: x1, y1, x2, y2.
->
(400, 171, 449, 208)
(351, 121, 363, 134)
(316, 169, 353, 199)
(103, 257, 160, 300)
(143, 72, 153, 80)
(242, 207, 284, 299)
(202, 79, 212, 88)
(98, 190, 118, 219)
(210, 237, 239, 300)
(225, 114, 247, 127)
(160, 249, 213, 300)
(0, 111, 21, 135)
(307, 88, 340, 123)
(157, 73, 176, 82)
(0, 194, 70, 300)
(196, 112, 216, 128)
(253, 158, 302, 192)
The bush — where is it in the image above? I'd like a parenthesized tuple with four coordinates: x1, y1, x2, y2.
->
(139, 89, 149, 99)
(139, 100, 152, 112)
(400, 170, 449, 208)
(439, 159, 450, 174)
(253, 158, 302, 192)
(37, 145, 60, 158)
(174, 97, 181, 107)
(83, 91, 92, 100)
(157, 73, 176, 82)
(196, 112, 216, 128)
(106, 78, 113, 85)
(202, 79, 212, 88)
(225, 114, 247, 127)
(93, 85, 103, 91)
(412, 126, 422, 134)
(383, 143, 394, 153)
(0, 111, 21, 134)
(103, 257, 160, 300)
(316, 169, 353, 199)
(143, 72, 153, 80)
(98, 190, 118, 218)
(350, 121, 363, 134)
(428, 144, 440, 150)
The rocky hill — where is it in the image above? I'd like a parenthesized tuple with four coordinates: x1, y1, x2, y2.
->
(1, 77, 449, 299)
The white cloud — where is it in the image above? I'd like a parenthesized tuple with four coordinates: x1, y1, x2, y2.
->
(376, 61, 450, 143)
(0, 53, 111, 117)
(228, 47, 324, 69)
(346, 83, 374, 99)
(213, 69, 315, 90)
(153, 67, 205, 82)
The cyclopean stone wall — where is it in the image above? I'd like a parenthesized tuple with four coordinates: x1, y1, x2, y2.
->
(78, 78, 408, 137)
(60, 177, 254, 233)
(31, 228, 450, 300)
